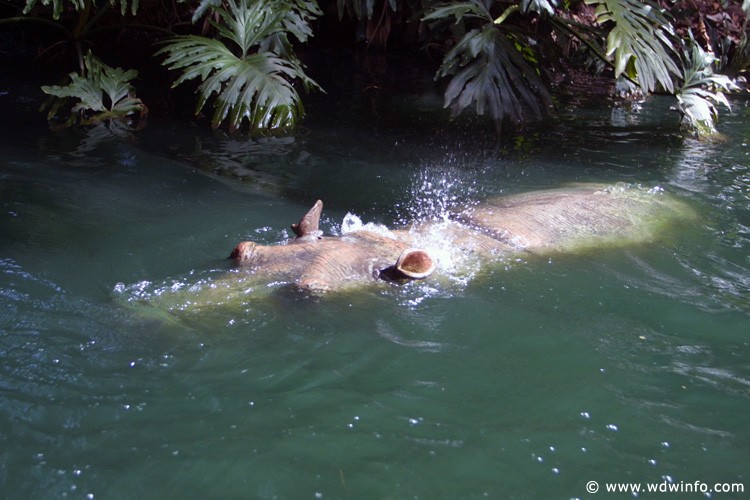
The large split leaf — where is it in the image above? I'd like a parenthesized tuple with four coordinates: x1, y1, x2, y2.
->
(676, 39, 734, 135)
(41, 50, 146, 126)
(435, 23, 552, 127)
(421, 0, 493, 23)
(585, 0, 679, 92)
(158, 0, 321, 133)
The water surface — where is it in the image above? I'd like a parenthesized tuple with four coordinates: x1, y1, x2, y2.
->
(1, 73, 748, 498)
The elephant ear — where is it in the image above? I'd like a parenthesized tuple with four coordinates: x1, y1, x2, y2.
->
(394, 249, 435, 279)
(291, 200, 323, 239)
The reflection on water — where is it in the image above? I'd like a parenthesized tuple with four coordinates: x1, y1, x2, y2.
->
(0, 84, 748, 498)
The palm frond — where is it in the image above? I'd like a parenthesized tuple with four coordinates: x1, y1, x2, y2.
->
(585, 0, 679, 93)
(436, 24, 552, 127)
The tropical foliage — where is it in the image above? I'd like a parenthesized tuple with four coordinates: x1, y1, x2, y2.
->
(676, 37, 736, 135)
(423, 1, 551, 131)
(3, 0, 748, 136)
(422, 0, 743, 135)
(41, 50, 147, 127)
(585, 0, 679, 93)
(157, 0, 322, 133)
(22, 0, 138, 21)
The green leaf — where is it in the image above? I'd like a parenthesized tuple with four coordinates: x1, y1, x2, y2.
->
(422, 0, 492, 24)
(520, 0, 558, 16)
(436, 24, 551, 127)
(22, 0, 137, 18)
(41, 51, 146, 125)
(116, 0, 138, 16)
(158, 0, 321, 133)
(192, 0, 223, 23)
(585, 0, 679, 93)
(675, 38, 735, 136)
(23, 0, 85, 20)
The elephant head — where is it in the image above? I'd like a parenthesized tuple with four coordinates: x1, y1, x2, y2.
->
(229, 200, 436, 292)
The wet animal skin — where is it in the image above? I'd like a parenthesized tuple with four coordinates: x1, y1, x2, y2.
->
(229, 184, 693, 293)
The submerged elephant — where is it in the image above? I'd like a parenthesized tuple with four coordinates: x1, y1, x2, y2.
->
(228, 184, 694, 293)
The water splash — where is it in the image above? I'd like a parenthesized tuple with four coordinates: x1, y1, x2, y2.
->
(339, 212, 395, 238)
(402, 165, 486, 224)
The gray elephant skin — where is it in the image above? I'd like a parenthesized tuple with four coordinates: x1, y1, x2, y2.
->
(118, 183, 695, 319)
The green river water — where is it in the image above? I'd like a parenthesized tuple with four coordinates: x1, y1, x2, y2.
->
(1, 68, 749, 498)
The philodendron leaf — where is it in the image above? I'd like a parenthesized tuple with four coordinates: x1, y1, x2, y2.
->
(158, 0, 321, 133)
(41, 51, 146, 125)
(586, 0, 679, 93)
(436, 24, 551, 128)
(676, 39, 734, 135)
(422, 1, 493, 23)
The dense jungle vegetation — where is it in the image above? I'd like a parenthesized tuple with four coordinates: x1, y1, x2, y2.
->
(1, 0, 748, 136)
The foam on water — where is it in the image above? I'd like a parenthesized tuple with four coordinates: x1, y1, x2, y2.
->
(339, 212, 395, 238)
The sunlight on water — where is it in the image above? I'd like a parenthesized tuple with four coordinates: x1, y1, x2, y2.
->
(1, 84, 749, 499)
